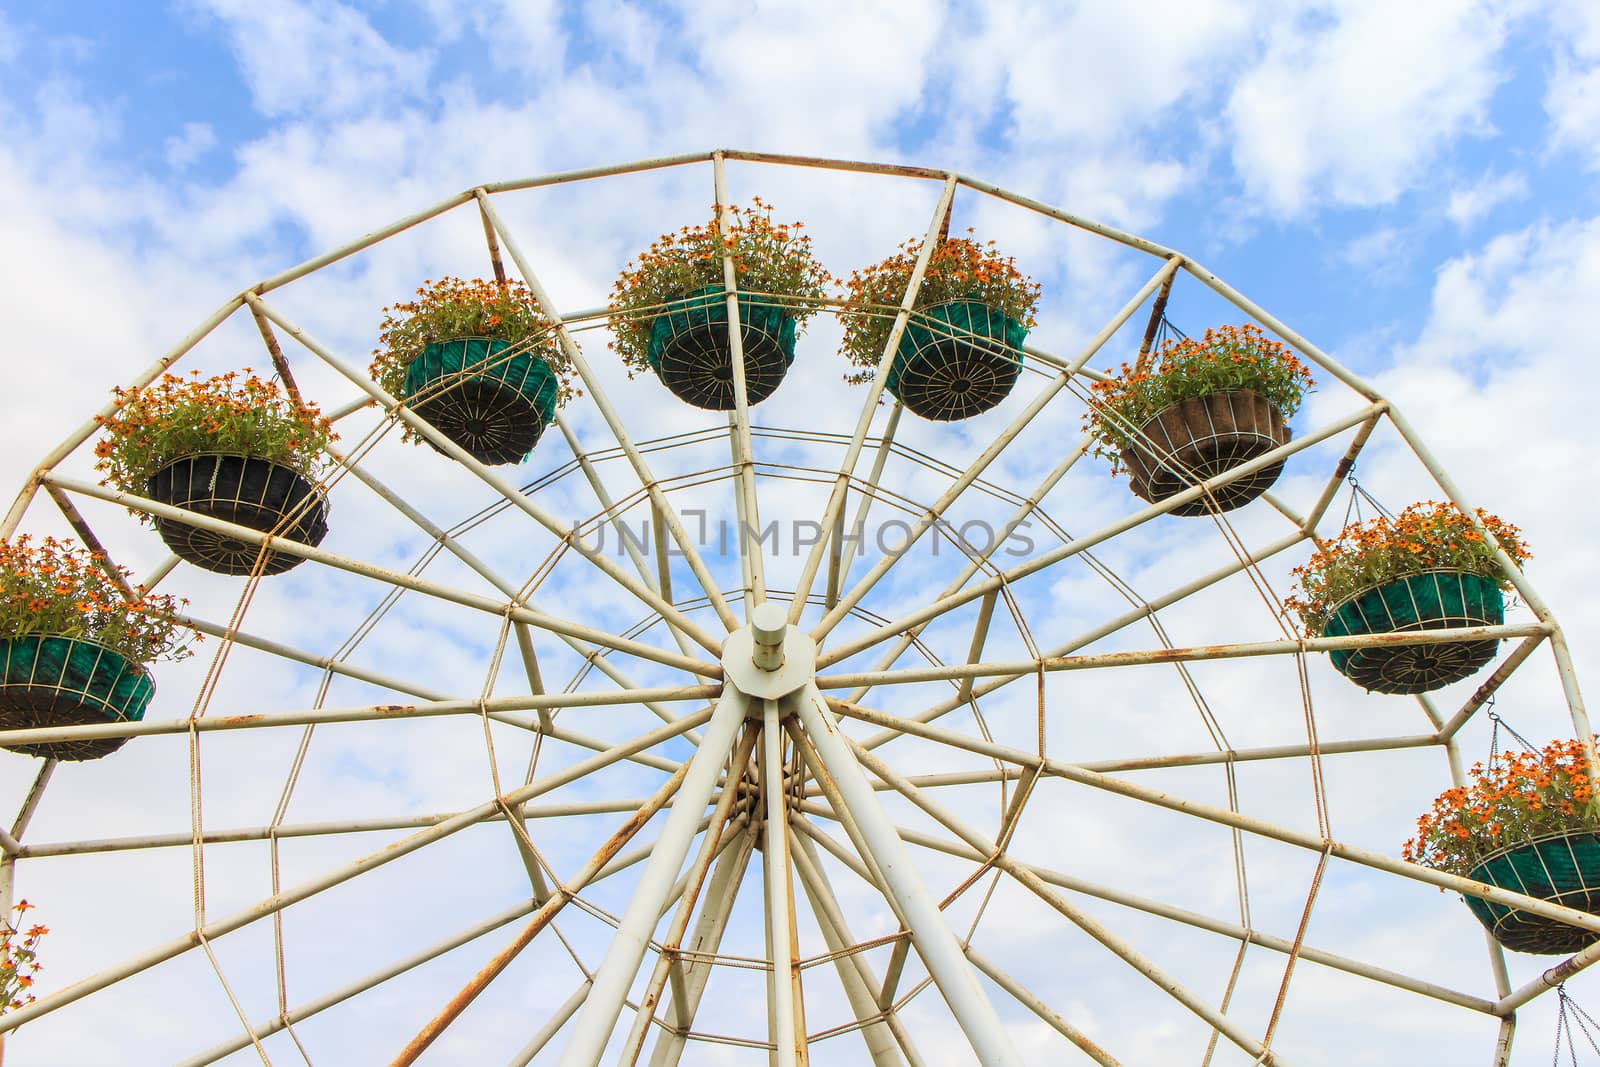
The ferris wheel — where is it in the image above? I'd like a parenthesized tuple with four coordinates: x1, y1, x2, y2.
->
(0, 150, 1593, 1066)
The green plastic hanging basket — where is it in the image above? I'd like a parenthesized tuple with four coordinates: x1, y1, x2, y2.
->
(147, 454, 329, 576)
(1322, 570, 1503, 694)
(0, 636, 154, 761)
(645, 286, 797, 410)
(403, 337, 559, 465)
(1464, 831, 1600, 954)
(1117, 389, 1291, 515)
(886, 300, 1026, 422)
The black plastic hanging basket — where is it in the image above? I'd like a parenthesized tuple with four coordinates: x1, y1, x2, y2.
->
(886, 300, 1025, 422)
(0, 635, 153, 761)
(403, 336, 560, 465)
(645, 286, 796, 410)
(1321, 569, 1503, 694)
(147, 453, 330, 576)
(1118, 389, 1290, 515)
(1464, 831, 1600, 954)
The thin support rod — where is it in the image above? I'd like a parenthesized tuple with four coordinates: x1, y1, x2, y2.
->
(474, 190, 740, 632)
(244, 291, 725, 655)
(862, 530, 1308, 748)
(813, 255, 1181, 642)
(647, 830, 760, 1067)
(827, 698, 1600, 940)
(713, 151, 766, 610)
(619, 726, 760, 1066)
(390, 753, 698, 1064)
(328, 444, 704, 734)
(788, 828, 916, 1067)
(818, 401, 1383, 669)
(0, 708, 712, 1035)
(557, 687, 752, 1066)
(845, 431, 1095, 709)
(793, 685, 1022, 1066)
(966, 949, 1122, 1067)
(787, 175, 960, 623)
(819, 623, 1545, 690)
(848, 741, 1289, 1066)
(44, 472, 719, 680)
(830, 403, 904, 612)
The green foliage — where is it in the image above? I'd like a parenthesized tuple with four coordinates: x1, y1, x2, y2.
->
(838, 235, 1041, 383)
(94, 371, 334, 493)
(609, 199, 832, 374)
(1286, 502, 1530, 635)
(0, 536, 194, 664)
(1404, 739, 1600, 876)
(1086, 325, 1314, 458)
(372, 277, 577, 405)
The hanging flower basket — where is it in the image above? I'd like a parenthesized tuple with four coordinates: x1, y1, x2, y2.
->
(610, 200, 829, 411)
(146, 454, 330, 576)
(842, 236, 1039, 422)
(402, 336, 560, 464)
(0, 536, 193, 761)
(1286, 502, 1528, 695)
(644, 286, 797, 410)
(885, 300, 1027, 422)
(1322, 570, 1503, 694)
(1466, 832, 1600, 954)
(373, 278, 576, 465)
(96, 372, 335, 576)
(0, 636, 153, 761)
(1406, 740, 1600, 955)
(1087, 325, 1312, 515)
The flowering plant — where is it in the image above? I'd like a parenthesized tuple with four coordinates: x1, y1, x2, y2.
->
(838, 235, 1041, 384)
(0, 536, 194, 663)
(1085, 324, 1315, 458)
(1, 900, 46, 1014)
(1404, 739, 1600, 876)
(371, 277, 577, 402)
(94, 371, 334, 496)
(1285, 502, 1529, 635)
(608, 199, 832, 374)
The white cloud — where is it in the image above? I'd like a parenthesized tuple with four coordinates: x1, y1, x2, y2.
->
(1227, 0, 1511, 216)
(187, 0, 433, 118)
(1445, 168, 1528, 226)
(162, 120, 216, 170)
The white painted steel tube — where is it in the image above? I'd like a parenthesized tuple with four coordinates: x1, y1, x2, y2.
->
(557, 687, 750, 1066)
(794, 685, 1023, 1066)
(0, 707, 711, 1035)
(763, 701, 800, 1066)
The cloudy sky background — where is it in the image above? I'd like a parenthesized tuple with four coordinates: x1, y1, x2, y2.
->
(3, 1, 1600, 1064)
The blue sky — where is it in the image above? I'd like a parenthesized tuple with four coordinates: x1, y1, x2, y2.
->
(5, 2, 1600, 1064)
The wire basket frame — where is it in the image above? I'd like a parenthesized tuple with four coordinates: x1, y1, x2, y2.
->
(886, 300, 1025, 421)
(1323, 569, 1504, 694)
(403, 336, 560, 465)
(146, 453, 329, 575)
(1119, 388, 1290, 515)
(645, 287, 796, 410)
(0, 636, 153, 761)
(1466, 831, 1600, 954)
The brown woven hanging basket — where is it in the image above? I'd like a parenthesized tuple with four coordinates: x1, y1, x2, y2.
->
(1119, 389, 1290, 515)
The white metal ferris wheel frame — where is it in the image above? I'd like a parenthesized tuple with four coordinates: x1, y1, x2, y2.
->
(0, 148, 1591, 1066)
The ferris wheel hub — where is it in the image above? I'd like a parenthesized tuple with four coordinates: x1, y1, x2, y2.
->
(721, 604, 816, 701)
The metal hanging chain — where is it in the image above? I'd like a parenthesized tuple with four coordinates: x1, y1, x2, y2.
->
(1554, 984, 1600, 1065)
(1489, 707, 1541, 779)
(1340, 468, 1395, 529)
